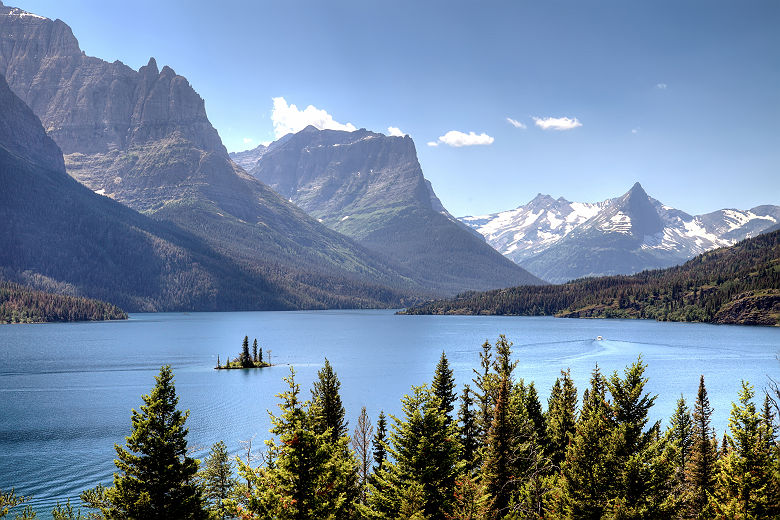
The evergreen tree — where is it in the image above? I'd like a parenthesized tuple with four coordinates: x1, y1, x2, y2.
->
(239, 368, 357, 520)
(711, 381, 775, 519)
(472, 339, 494, 445)
(83, 365, 206, 519)
(372, 411, 388, 476)
(198, 440, 237, 519)
(562, 365, 613, 520)
(482, 371, 515, 518)
(546, 369, 577, 470)
(252, 339, 258, 363)
(258, 346, 263, 364)
(525, 382, 547, 451)
(458, 384, 479, 474)
(686, 375, 717, 518)
(51, 499, 84, 519)
(667, 395, 693, 485)
(364, 385, 461, 520)
(432, 351, 457, 424)
(241, 336, 251, 367)
(311, 358, 348, 442)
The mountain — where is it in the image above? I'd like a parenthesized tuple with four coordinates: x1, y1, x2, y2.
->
(0, 71, 308, 312)
(232, 127, 543, 293)
(0, 2, 424, 305)
(461, 182, 779, 283)
(404, 229, 780, 327)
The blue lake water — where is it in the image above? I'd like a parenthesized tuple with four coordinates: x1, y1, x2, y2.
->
(1, 310, 779, 516)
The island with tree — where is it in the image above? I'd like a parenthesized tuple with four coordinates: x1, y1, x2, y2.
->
(215, 336, 272, 369)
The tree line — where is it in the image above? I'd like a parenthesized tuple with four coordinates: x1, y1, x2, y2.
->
(3, 336, 780, 519)
(0, 281, 127, 324)
(216, 336, 270, 369)
(404, 230, 780, 326)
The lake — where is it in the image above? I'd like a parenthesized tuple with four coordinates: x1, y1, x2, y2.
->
(1, 310, 779, 516)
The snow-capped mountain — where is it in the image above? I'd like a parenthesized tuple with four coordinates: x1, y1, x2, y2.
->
(460, 182, 779, 283)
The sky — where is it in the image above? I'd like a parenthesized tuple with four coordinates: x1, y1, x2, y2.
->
(12, 0, 780, 217)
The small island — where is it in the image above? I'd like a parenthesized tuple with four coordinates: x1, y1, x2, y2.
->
(216, 335, 272, 369)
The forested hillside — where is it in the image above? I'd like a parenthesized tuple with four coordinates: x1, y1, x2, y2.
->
(0, 281, 127, 323)
(404, 229, 780, 326)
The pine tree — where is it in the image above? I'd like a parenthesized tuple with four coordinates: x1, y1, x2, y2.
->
(546, 369, 577, 470)
(240, 368, 357, 520)
(472, 339, 494, 445)
(432, 351, 457, 424)
(311, 358, 348, 442)
(686, 375, 717, 518)
(199, 440, 237, 519)
(667, 395, 693, 485)
(562, 365, 613, 520)
(258, 346, 263, 364)
(83, 365, 206, 519)
(482, 371, 515, 518)
(525, 382, 547, 451)
(711, 381, 775, 519)
(241, 336, 251, 367)
(252, 339, 258, 363)
(372, 411, 388, 476)
(458, 384, 479, 474)
(364, 385, 461, 520)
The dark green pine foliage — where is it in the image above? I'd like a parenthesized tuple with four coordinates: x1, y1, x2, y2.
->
(432, 351, 457, 424)
(686, 375, 717, 518)
(762, 393, 777, 448)
(252, 339, 258, 363)
(372, 411, 388, 476)
(198, 440, 237, 519)
(364, 385, 461, 520)
(562, 365, 613, 520)
(87, 365, 205, 519)
(472, 339, 494, 445)
(241, 336, 251, 367)
(525, 382, 547, 451)
(311, 358, 348, 442)
(711, 381, 777, 518)
(458, 384, 479, 474)
(667, 395, 694, 486)
(605, 357, 676, 518)
(482, 371, 515, 518)
(546, 369, 578, 470)
(240, 368, 357, 520)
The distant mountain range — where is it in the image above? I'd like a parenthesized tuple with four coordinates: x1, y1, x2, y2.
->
(404, 229, 780, 327)
(461, 182, 779, 282)
(230, 126, 542, 293)
(0, 1, 539, 307)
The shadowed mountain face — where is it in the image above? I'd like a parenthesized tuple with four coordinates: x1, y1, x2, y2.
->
(462, 182, 779, 283)
(0, 72, 295, 312)
(0, 2, 428, 304)
(234, 127, 544, 293)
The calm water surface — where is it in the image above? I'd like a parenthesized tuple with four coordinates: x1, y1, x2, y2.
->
(1, 310, 779, 516)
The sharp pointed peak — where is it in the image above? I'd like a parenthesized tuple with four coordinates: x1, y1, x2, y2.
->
(142, 57, 158, 75)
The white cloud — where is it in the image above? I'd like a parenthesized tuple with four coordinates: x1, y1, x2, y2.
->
(243, 137, 253, 144)
(387, 126, 407, 137)
(532, 116, 582, 131)
(433, 130, 495, 147)
(656, 83, 667, 90)
(506, 117, 527, 129)
(271, 97, 357, 138)
(427, 141, 439, 147)
(631, 127, 640, 134)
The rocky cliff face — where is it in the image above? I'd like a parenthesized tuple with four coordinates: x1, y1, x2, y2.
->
(0, 72, 296, 311)
(235, 127, 543, 293)
(0, 2, 425, 304)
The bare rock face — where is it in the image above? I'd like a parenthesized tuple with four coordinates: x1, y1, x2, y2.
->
(0, 3, 430, 305)
(236, 127, 544, 293)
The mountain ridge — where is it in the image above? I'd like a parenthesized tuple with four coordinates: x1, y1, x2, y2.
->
(461, 183, 779, 283)
(233, 126, 544, 293)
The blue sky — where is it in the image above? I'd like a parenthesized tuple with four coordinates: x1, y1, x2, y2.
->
(14, 0, 780, 216)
